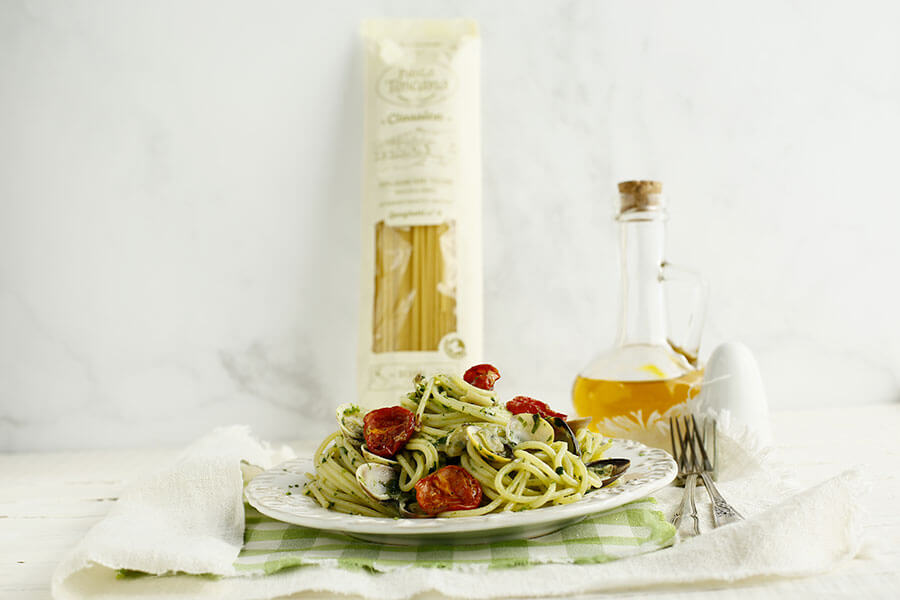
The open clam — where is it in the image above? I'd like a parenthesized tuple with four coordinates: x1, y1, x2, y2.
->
(361, 444, 399, 466)
(548, 417, 580, 456)
(355, 463, 401, 501)
(336, 403, 364, 441)
(465, 424, 512, 464)
(442, 425, 471, 457)
(506, 413, 555, 446)
(586, 458, 630, 487)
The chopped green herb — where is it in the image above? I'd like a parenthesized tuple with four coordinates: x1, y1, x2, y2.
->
(285, 491, 292, 495)
(555, 466, 564, 475)
(531, 416, 540, 434)
(385, 478, 401, 496)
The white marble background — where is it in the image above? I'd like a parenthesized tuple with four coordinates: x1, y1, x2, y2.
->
(1, 0, 898, 452)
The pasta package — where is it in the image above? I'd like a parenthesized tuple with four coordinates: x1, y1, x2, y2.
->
(358, 19, 483, 408)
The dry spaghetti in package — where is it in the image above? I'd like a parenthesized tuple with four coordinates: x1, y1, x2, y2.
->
(358, 19, 483, 408)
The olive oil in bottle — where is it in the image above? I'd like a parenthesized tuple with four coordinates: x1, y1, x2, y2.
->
(573, 370, 703, 427)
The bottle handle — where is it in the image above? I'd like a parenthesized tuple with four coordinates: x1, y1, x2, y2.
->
(659, 261, 708, 366)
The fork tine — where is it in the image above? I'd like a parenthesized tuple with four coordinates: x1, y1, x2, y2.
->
(690, 414, 714, 472)
(676, 418, 686, 469)
(683, 417, 696, 471)
(668, 417, 679, 463)
(674, 417, 688, 473)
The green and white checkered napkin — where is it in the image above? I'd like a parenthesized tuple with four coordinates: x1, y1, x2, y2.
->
(233, 499, 675, 574)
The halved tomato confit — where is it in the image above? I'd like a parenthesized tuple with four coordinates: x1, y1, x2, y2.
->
(414, 465, 483, 515)
(463, 364, 501, 391)
(505, 396, 568, 420)
(362, 406, 417, 458)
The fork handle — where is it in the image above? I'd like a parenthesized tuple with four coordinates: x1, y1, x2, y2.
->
(672, 473, 700, 536)
(699, 472, 744, 527)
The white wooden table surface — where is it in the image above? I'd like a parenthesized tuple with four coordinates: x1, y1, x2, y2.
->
(2, 405, 899, 599)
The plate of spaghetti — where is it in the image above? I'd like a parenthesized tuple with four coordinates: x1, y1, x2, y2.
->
(245, 365, 677, 544)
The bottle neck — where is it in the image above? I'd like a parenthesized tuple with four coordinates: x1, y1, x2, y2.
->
(615, 215, 668, 347)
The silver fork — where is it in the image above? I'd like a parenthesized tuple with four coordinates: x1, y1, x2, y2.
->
(669, 417, 700, 536)
(689, 415, 744, 527)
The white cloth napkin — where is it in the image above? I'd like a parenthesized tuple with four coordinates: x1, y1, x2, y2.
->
(52, 425, 865, 600)
(52, 426, 295, 588)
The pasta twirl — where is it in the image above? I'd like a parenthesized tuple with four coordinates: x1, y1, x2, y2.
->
(303, 370, 620, 518)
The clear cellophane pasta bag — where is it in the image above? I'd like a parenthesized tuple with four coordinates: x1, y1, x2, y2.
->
(359, 19, 483, 408)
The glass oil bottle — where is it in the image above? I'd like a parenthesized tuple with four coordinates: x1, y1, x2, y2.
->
(572, 181, 707, 440)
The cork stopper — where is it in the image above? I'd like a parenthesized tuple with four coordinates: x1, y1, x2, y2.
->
(617, 180, 665, 215)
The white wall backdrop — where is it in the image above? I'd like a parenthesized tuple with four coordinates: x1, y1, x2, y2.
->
(1, 0, 898, 451)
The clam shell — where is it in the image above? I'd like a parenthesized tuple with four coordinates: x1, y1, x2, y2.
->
(361, 444, 398, 466)
(506, 413, 555, 446)
(355, 463, 400, 501)
(465, 424, 512, 464)
(549, 417, 580, 456)
(443, 425, 470, 457)
(586, 458, 630, 487)
(336, 403, 364, 440)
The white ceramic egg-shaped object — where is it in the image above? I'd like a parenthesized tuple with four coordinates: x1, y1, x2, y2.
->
(697, 342, 772, 445)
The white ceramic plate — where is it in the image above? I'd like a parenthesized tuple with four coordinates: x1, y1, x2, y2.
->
(245, 438, 677, 545)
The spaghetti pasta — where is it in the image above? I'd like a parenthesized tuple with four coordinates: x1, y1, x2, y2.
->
(373, 222, 457, 352)
(303, 369, 620, 518)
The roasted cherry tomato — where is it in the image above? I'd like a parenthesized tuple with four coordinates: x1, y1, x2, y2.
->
(463, 364, 501, 391)
(505, 396, 568, 420)
(363, 406, 417, 458)
(414, 465, 483, 515)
